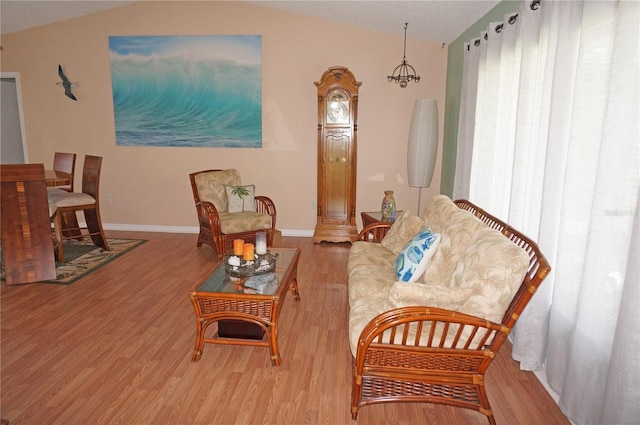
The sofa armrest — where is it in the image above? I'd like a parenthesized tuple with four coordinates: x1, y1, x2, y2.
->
(351, 306, 508, 419)
(356, 222, 393, 242)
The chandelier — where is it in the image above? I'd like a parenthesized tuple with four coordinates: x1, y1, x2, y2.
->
(387, 23, 420, 88)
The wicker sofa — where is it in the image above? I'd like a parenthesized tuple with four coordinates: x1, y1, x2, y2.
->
(348, 195, 550, 424)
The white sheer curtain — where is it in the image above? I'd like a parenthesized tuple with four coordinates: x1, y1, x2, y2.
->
(454, 1, 639, 424)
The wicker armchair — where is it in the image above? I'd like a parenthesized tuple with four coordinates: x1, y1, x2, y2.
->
(189, 169, 277, 262)
(350, 199, 550, 424)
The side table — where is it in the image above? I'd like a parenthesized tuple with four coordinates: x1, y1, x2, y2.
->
(361, 210, 403, 228)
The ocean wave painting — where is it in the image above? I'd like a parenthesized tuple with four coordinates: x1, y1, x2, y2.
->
(109, 35, 262, 148)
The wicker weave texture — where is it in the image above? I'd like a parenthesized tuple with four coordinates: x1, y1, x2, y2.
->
(361, 376, 482, 406)
(197, 297, 273, 319)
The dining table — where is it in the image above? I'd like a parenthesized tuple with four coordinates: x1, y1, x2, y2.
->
(1, 163, 58, 285)
(45, 169, 72, 187)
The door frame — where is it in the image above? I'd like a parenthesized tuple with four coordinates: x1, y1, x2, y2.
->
(1, 72, 29, 163)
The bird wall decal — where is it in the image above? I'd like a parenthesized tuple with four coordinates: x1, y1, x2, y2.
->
(57, 65, 77, 101)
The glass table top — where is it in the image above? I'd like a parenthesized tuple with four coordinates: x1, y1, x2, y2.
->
(196, 248, 298, 295)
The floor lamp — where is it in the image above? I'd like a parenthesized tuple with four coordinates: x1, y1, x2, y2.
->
(407, 99, 438, 215)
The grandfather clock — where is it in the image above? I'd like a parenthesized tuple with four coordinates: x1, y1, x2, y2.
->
(313, 66, 361, 243)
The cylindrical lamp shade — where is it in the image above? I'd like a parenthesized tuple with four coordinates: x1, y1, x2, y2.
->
(407, 99, 438, 188)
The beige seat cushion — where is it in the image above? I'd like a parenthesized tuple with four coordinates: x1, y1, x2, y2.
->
(219, 212, 272, 234)
(194, 169, 241, 212)
(47, 188, 96, 208)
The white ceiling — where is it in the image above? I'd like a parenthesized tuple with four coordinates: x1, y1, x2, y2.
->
(0, 0, 501, 44)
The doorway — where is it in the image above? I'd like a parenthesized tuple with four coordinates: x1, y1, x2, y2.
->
(1, 72, 28, 163)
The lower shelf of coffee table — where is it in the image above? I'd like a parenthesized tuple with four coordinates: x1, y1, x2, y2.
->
(218, 320, 265, 340)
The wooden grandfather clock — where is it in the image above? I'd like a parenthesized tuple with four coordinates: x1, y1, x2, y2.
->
(313, 66, 361, 243)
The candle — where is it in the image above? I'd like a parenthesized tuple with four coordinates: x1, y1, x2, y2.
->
(233, 239, 244, 256)
(255, 232, 267, 255)
(243, 243, 255, 261)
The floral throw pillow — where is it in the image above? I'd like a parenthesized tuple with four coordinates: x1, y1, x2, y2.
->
(394, 228, 441, 283)
(381, 210, 425, 255)
(225, 184, 256, 213)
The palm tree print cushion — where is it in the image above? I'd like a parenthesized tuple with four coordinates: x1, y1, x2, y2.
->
(225, 184, 257, 212)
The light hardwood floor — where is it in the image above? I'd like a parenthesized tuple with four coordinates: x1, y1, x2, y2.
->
(1, 232, 569, 425)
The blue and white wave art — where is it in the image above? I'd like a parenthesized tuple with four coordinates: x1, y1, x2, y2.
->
(109, 36, 262, 148)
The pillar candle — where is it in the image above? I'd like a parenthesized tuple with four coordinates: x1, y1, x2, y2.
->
(243, 243, 255, 261)
(255, 232, 267, 255)
(233, 239, 244, 256)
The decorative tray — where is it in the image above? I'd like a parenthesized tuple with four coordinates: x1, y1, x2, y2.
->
(224, 251, 278, 278)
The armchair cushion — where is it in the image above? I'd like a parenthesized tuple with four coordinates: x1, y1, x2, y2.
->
(219, 211, 273, 234)
(193, 169, 241, 212)
(225, 184, 257, 212)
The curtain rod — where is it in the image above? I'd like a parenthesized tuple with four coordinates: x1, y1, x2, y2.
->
(466, 0, 542, 50)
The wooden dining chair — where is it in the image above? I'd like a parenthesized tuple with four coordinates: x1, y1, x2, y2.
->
(52, 152, 82, 238)
(1, 163, 57, 284)
(48, 155, 110, 262)
(52, 152, 76, 192)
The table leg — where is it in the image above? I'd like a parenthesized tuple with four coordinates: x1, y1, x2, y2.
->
(192, 321, 205, 362)
(289, 277, 301, 301)
(269, 325, 281, 366)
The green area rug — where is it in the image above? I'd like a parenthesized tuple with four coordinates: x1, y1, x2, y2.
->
(1, 238, 146, 284)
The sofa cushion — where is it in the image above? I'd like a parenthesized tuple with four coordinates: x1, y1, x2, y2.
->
(421, 209, 486, 287)
(349, 300, 386, 356)
(348, 241, 396, 276)
(348, 241, 397, 307)
(394, 229, 441, 283)
(420, 194, 461, 234)
(194, 169, 241, 213)
(226, 184, 257, 212)
(380, 211, 425, 255)
(451, 226, 530, 323)
(384, 281, 473, 311)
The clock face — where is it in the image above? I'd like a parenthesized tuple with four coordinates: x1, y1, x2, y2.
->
(328, 102, 348, 123)
(327, 91, 349, 124)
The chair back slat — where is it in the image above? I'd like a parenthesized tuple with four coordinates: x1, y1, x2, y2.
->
(81, 155, 102, 199)
(53, 152, 76, 192)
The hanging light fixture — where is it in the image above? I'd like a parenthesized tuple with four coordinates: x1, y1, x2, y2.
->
(387, 23, 420, 88)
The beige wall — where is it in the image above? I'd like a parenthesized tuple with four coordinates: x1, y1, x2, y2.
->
(0, 0, 447, 235)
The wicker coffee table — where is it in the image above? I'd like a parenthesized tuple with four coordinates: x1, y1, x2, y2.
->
(189, 247, 301, 366)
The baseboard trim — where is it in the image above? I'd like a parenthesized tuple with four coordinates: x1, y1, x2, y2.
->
(100, 223, 314, 238)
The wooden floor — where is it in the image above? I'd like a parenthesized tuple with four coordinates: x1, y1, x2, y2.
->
(1, 232, 569, 425)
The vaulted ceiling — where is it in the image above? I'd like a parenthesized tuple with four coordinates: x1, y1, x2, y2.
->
(0, 1, 500, 44)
